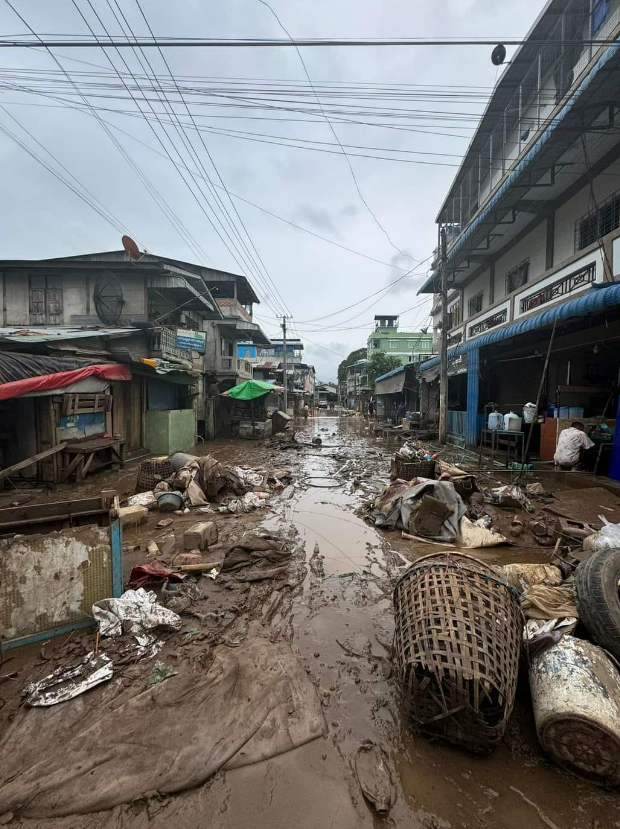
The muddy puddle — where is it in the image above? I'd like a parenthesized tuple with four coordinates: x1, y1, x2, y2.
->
(264, 413, 620, 829)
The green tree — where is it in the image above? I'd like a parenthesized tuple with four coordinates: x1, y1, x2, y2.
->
(337, 347, 367, 383)
(366, 352, 402, 386)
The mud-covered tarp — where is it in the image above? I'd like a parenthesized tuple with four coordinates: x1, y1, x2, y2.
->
(0, 630, 326, 818)
(371, 479, 466, 542)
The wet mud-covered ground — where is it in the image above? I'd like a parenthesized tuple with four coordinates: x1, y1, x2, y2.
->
(2, 412, 620, 828)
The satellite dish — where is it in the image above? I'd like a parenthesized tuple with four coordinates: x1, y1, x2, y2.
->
(491, 44, 507, 66)
(93, 271, 125, 326)
(122, 234, 143, 261)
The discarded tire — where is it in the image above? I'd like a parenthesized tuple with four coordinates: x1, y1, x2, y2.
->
(530, 635, 620, 786)
(575, 548, 620, 662)
(393, 553, 521, 754)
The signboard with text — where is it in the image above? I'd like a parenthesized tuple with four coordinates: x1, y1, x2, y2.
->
(176, 329, 206, 353)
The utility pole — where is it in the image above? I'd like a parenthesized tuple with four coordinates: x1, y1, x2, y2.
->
(438, 227, 448, 445)
(281, 316, 288, 414)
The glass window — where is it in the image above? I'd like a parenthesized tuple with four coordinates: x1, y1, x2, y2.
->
(593, 0, 610, 35)
(389, 340, 398, 348)
(468, 291, 483, 318)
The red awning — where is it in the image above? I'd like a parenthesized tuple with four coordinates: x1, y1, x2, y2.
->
(0, 363, 131, 401)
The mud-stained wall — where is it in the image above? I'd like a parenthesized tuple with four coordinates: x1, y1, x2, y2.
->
(0, 525, 111, 642)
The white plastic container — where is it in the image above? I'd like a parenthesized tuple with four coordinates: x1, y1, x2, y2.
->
(488, 411, 504, 431)
(569, 407, 584, 419)
(523, 403, 537, 424)
(503, 411, 522, 431)
(529, 636, 620, 786)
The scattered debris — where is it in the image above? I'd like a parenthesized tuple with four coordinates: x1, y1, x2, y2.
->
(156, 517, 174, 529)
(148, 661, 178, 687)
(183, 520, 218, 551)
(354, 741, 395, 815)
(93, 588, 182, 642)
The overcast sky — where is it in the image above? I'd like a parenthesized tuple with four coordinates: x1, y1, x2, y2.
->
(0, 0, 545, 380)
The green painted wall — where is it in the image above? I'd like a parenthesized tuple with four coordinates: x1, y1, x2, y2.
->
(367, 331, 434, 366)
(145, 409, 196, 455)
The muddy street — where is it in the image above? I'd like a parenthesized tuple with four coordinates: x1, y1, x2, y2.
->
(2, 413, 620, 829)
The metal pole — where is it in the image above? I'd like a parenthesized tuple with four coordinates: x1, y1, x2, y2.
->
(439, 227, 448, 445)
(281, 316, 288, 414)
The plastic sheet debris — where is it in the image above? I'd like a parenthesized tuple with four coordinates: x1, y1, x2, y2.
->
(458, 516, 506, 548)
(232, 467, 265, 488)
(525, 482, 545, 495)
(371, 480, 466, 542)
(524, 617, 578, 640)
(23, 652, 113, 707)
(582, 516, 620, 554)
(93, 588, 182, 643)
(126, 491, 157, 510)
(354, 741, 395, 815)
(486, 485, 534, 511)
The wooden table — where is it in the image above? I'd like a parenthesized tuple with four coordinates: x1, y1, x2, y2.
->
(61, 437, 125, 482)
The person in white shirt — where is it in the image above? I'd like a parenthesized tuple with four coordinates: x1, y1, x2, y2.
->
(554, 422, 596, 469)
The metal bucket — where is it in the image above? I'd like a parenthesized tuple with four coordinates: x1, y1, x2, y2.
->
(530, 635, 620, 786)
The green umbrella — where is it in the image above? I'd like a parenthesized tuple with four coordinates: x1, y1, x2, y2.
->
(221, 379, 284, 400)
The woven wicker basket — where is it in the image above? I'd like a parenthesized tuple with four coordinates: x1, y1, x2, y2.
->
(135, 458, 175, 493)
(391, 456, 436, 480)
(393, 553, 521, 754)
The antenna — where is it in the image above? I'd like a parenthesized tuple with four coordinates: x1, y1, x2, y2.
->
(122, 234, 143, 261)
(93, 271, 125, 326)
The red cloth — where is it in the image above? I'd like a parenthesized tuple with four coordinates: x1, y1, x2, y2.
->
(127, 561, 185, 589)
(0, 363, 131, 401)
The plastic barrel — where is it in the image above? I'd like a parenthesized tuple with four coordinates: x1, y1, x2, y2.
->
(529, 636, 620, 786)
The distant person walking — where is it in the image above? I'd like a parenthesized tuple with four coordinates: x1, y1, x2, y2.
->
(391, 403, 398, 426)
(302, 404, 310, 422)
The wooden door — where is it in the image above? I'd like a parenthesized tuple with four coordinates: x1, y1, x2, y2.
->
(112, 378, 144, 455)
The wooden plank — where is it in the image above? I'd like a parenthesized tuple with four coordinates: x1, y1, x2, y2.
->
(0, 497, 105, 525)
(0, 443, 67, 481)
(60, 453, 83, 483)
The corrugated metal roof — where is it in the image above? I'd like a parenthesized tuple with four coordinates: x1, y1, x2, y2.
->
(375, 364, 405, 383)
(419, 284, 620, 372)
(0, 352, 96, 384)
(0, 327, 137, 344)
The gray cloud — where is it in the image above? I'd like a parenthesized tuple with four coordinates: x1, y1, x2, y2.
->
(292, 203, 359, 238)
(0, 0, 544, 380)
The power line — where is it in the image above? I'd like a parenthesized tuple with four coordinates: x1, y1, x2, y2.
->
(258, 0, 412, 262)
(133, 0, 292, 320)
(0, 36, 617, 48)
(1, 0, 216, 265)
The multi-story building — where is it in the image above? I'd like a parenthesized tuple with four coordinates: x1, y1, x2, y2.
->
(367, 316, 434, 365)
(417, 0, 620, 473)
(346, 358, 369, 410)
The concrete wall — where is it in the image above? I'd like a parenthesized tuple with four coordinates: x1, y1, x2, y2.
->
(145, 409, 196, 455)
(1, 268, 148, 326)
(554, 157, 620, 264)
(494, 219, 547, 303)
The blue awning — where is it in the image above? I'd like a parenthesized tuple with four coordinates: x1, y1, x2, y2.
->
(375, 365, 405, 383)
(419, 283, 620, 372)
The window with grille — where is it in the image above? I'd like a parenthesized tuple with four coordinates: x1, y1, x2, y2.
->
(468, 291, 483, 318)
(388, 340, 397, 348)
(506, 259, 530, 294)
(575, 190, 620, 251)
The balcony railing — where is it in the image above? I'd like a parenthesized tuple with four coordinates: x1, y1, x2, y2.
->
(151, 326, 193, 362)
(468, 308, 508, 338)
(519, 262, 596, 314)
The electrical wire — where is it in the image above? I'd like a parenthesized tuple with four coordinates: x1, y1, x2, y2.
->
(258, 0, 412, 262)
(132, 0, 293, 320)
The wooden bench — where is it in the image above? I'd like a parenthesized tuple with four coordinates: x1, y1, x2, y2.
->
(60, 437, 126, 482)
